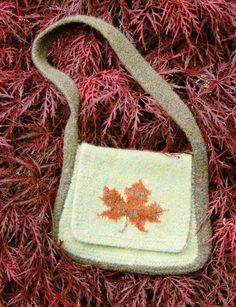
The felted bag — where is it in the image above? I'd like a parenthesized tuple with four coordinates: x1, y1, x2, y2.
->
(31, 15, 212, 275)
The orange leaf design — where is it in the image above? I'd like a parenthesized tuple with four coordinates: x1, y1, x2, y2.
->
(124, 179, 151, 205)
(98, 187, 126, 221)
(98, 179, 165, 232)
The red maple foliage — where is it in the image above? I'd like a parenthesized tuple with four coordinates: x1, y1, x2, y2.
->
(0, 0, 235, 306)
(99, 179, 164, 232)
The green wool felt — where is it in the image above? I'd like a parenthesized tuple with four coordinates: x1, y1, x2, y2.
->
(59, 143, 198, 274)
(31, 15, 212, 274)
(69, 143, 192, 253)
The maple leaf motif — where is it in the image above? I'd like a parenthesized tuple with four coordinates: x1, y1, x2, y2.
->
(98, 187, 126, 221)
(124, 179, 151, 205)
(98, 179, 165, 232)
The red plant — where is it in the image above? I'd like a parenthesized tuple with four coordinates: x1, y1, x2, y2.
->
(0, 0, 235, 306)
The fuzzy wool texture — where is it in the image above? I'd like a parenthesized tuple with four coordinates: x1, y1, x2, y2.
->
(59, 142, 196, 271)
(0, 1, 235, 306)
(69, 143, 192, 254)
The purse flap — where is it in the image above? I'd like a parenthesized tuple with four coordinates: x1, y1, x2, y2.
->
(70, 142, 192, 253)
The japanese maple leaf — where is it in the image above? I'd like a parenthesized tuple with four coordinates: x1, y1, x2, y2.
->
(98, 179, 165, 232)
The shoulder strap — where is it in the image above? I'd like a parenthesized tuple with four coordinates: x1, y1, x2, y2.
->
(31, 15, 208, 238)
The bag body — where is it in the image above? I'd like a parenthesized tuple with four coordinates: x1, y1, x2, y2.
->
(31, 15, 212, 274)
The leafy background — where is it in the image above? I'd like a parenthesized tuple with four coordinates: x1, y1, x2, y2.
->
(0, 0, 235, 306)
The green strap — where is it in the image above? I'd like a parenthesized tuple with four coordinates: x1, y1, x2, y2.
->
(31, 15, 208, 240)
